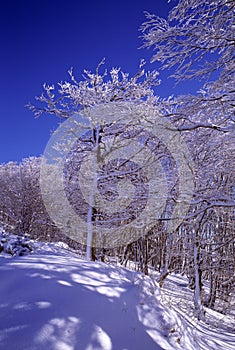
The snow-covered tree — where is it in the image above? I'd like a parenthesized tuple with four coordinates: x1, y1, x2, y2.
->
(29, 60, 168, 260)
(26, 4, 234, 317)
(28, 59, 160, 118)
(0, 158, 59, 240)
(140, 0, 234, 318)
(0, 162, 21, 231)
(141, 0, 235, 129)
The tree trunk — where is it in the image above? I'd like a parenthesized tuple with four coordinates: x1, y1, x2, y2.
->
(193, 229, 204, 321)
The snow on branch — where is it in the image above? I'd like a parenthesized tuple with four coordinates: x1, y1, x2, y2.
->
(27, 59, 160, 119)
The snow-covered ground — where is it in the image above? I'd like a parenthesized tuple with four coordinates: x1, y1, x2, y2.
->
(0, 234, 234, 350)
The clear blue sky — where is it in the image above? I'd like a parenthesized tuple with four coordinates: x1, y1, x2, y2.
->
(0, 0, 200, 163)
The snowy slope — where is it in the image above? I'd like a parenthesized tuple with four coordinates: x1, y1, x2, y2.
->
(0, 238, 234, 350)
(0, 249, 179, 350)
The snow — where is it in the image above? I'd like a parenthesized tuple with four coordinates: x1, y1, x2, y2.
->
(0, 237, 234, 350)
(0, 231, 33, 257)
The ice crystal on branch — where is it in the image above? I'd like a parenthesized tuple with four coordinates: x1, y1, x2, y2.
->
(27, 59, 160, 118)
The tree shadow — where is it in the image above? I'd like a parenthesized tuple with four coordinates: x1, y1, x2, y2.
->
(0, 254, 168, 350)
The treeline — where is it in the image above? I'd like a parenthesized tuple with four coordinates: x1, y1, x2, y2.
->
(0, 157, 80, 249)
(0, 155, 234, 317)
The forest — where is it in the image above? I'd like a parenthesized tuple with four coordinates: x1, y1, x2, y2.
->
(1, 0, 234, 323)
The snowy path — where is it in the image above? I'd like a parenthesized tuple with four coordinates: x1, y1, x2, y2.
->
(0, 250, 234, 350)
(160, 274, 235, 350)
(0, 253, 177, 350)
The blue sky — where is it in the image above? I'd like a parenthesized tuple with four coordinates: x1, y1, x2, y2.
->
(0, 0, 201, 163)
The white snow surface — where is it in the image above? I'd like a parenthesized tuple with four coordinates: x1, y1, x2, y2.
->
(0, 240, 234, 350)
